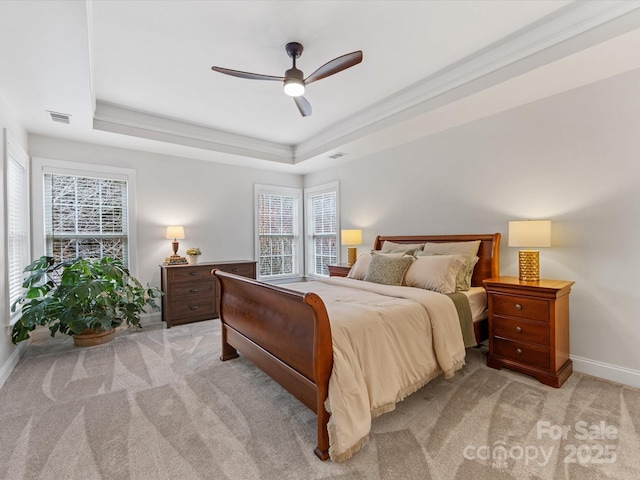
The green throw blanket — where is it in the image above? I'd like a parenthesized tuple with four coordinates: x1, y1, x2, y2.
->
(446, 292, 477, 348)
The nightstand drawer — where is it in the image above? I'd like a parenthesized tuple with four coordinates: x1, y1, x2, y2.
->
(492, 337, 550, 370)
(492, 294, 548, 321)
(493, 316, 550, 346)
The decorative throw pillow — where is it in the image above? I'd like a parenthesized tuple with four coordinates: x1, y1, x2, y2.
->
(363, 254, 414, 286)
(347, 252, 405, 280)
(416, 252, 479, 291)
(404, 254, 466, 294)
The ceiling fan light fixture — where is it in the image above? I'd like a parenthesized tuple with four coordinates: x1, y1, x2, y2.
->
(283, 67, 305, 97)
(284, 78, 305, 97)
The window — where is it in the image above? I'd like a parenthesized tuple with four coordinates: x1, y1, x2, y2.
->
(4, 130, 30, 325)
(255, 185, 303, 279)
(44, 174, 128, 264)
(32, 158, 137, 273)
(305, 182, 339, 277)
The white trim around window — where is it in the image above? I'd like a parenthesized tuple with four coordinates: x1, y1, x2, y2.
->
(304, 182, 340, 278)
(31, 158, 139, 276)
(254, 184, 303, 281)
(3, 130, 30, 327)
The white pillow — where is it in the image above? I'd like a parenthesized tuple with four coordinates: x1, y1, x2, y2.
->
(347, 252, 405, 280)
(347, 253, 373, 280)
(404, 254, 466, 294)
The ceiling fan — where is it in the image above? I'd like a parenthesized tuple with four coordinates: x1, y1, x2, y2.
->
(211, 42, 363, 117)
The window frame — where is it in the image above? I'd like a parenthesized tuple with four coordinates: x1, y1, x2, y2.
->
(254, 184, 303, 281)
(31, 158, 138, 276)
(3, 129, 30, 327)
(304, 182, 340, 278)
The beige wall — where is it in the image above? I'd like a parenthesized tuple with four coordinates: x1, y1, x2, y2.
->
(27, 135, 303, 292)
(305, 68, 640, 387)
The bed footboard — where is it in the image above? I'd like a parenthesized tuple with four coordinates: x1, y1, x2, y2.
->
(212, 270, 333, 460)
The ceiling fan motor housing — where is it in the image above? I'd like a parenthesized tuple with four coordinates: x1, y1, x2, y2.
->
(285, 42, 304, 59)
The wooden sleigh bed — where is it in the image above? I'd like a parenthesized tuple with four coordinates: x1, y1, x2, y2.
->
(212, 233, 501, 461)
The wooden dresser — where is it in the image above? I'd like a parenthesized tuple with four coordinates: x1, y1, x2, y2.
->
(160, 261, 256, 328)
(483, 276, 574, 388)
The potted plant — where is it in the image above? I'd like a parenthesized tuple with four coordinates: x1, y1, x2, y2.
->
(185, 247, 202, 265)
(11, 256, 162, 347)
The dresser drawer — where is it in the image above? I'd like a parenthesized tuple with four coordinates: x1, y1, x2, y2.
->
(492, 337, 550, 370)
(171, 281, 214, 300)
(167, 266, 214, 284)
(216, 263, 255, 277)
(492, 294, 549, 321)
(493, 316, 550, 346)
(166, 299, 215, 320)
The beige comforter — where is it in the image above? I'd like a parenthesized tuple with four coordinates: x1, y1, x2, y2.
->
(288, 277, 466, 461)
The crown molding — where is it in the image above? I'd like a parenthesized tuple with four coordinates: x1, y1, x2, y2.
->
(294, 1, 640, 162)
(91, 1, 640, 169)
(93, 101, 295, 164)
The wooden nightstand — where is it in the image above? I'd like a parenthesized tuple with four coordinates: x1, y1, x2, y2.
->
(327, 264, 352, 277)
(483, 276, 574, 388)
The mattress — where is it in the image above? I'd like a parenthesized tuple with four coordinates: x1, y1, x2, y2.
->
(462, 286, 488, 322)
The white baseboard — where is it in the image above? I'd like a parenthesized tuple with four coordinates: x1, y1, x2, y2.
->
(572, 354, 640, 389)
(0, 341, 26, 389)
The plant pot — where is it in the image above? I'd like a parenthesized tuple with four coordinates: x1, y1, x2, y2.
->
(72, 327, 116, 347)
(187, 255, 200, 265)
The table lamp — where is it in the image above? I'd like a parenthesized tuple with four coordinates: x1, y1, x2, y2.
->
(341, 229, 362, 267)
(165, 225, 187, 264)
(508, 220, 551, 281)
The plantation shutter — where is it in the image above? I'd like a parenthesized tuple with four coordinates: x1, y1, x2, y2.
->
(44, 173, 129, 266)
(309, 190, 337, 276)
(6, 134, 30, 324)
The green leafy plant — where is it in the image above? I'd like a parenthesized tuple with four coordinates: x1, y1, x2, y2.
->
(11, 256, 162, 345)
(186, 247, 201, 256)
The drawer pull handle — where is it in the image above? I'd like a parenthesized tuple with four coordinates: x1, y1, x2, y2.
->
(190, 288, 198, 293)
(515, 326, 523, 333)
(189, 271, 197, 276)
(515, 303, 523, 310)
(231, 268, 239, 273)
(516, 347, 523, 355)
(190, 305, 199, 310)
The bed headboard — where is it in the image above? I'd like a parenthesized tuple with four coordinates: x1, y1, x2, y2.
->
(372, 233, 501, 287)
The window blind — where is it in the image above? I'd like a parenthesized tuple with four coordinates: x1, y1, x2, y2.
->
(44, 173, 129, 265)
(308, 190, 337, 276)
(6, 135, 29, 324)
(258, 188, 299, 277)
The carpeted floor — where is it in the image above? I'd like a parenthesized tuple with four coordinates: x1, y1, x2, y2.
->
(1, 320, 638, 480)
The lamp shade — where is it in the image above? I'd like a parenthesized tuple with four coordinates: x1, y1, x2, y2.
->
(508, 221, 551, 248)
(341, 229, 362, 246)
(165, 225, 185, 240)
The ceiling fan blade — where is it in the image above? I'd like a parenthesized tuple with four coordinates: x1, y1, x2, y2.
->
(293, 96, 312, 117)
(304, 51, 363, 86)
(211, 66, 284, 82)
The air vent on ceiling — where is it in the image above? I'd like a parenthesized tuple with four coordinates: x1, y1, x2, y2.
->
(47, 111, 71, 124)
(328, 152, 347, 160)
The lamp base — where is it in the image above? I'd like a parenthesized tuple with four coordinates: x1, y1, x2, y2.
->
(347, 247, 358, 267)
(518, 250, 540, 282)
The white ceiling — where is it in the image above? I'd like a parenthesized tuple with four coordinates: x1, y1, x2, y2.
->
(1, 1, 640, 173)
